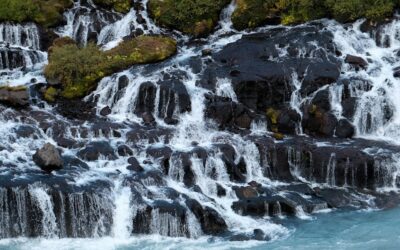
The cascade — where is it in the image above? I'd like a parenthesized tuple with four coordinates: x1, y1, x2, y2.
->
(2, 0, 400, 246)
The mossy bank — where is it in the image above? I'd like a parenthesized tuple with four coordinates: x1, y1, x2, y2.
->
(232, 0, 400, 30)
(44, 36, 177, 100)
(148, 0, 231, 37)
(0, 0, 73, 28)
(93, 0, 132, 13)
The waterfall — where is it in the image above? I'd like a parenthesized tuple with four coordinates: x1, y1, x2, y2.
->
(112, 184, 133, 239)
(2, 0, 400, 245)
(289, 71, 305, 135)
(56, 0, 120, 45)
(0, 23, 40, 50)
(327, 19, 400, 142)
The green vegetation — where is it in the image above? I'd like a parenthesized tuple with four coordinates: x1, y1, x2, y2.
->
(148, 0, 231, 37)
(0, 0, 73, 28)
(0, 85, 27, 91)
(232, 0, 282, 30)
(266, 107, 280, 133)
(44, 86, 58, 102)
(93, 0, 132, 13)
(232, 0, 400, 29)
(44, 36, 177, 99)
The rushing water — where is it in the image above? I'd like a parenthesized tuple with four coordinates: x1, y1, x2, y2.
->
(1, 0, 400, 249)
(1, 207, 400, 250)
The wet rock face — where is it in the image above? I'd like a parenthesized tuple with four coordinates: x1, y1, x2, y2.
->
(0, 48, 25, 70)
(205, 95, 256, 130)
(33, 143, 63, 172)
(185, 198, 228, 235)
(56, 99, 96, 120)
(157, 79, 191, 119)
(212, 26, 340, 113)
(77, 141, 117, 161)
(198, 24, 353, 139)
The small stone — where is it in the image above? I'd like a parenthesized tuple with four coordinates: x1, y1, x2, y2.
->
(142, 112, 155, 125)
(272, 133, 285, 140)
(100, 106, 112, 116)
(164, 117, 179, 125)
(117, 145, 133, 157)
(234, 186, 258, 199)
(345, 54, 368, 69)
(202, 48, 212, 56)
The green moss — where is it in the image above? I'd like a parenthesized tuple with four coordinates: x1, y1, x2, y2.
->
(267, 107, 280, 125)
(44, 36, 177, 99)
(44, 86, 58, 102)
(232, 0, 282, 30)
(232, 0, 397, 30)
(325, 0, 394, 22)
(148, 0, 231, 37)
(93, 0, 132, 13)
(0, 85, 27, 91)
(272, 132, 285, 140)
(0, 0, 73, 28)
(267, 107, 281, 133)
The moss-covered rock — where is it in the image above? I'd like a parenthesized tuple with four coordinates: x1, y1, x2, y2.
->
(0, 0, 73, 28)
(148, 0, 231, 37)
(93, 0, 132, 13)
(44, 36, 177, 99)
(0, 85, 29, 107)
(232, 0, 398, 30)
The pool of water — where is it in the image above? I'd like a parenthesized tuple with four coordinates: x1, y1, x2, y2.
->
(1, 207, 399, 250)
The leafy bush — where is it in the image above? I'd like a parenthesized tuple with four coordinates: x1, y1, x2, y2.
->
(0, 0, 72, 27)
(148, 0, 231, 36)
(44, 36, 177, 99)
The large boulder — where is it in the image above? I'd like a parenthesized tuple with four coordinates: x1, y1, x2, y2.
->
(33, 143, 63, 172)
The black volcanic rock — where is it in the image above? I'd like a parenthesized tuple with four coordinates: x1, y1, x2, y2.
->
(212, 26, 340, 113)
(77, 141, 116, 161)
